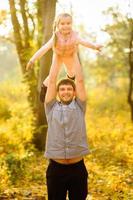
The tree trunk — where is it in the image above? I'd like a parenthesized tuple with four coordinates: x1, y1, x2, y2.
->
(8, 0, 57, 150)
(38, 0, 56, 89)
(128, 23, 133, 121)
(8, 0, 37, 106)
(34, 0, 56, 150)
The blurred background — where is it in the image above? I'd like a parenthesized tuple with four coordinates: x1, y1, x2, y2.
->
(0, 0, 133, 199)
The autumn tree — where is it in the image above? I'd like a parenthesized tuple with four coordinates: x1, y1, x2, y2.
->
(98, 7, 133, 121)
(128, 20, 133, 121)
(8, 0, 56, 149)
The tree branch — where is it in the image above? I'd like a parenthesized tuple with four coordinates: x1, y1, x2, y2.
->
(19, 0, 30, 48)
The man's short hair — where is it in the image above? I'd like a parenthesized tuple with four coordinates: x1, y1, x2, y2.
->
(57, 78, 76, 91)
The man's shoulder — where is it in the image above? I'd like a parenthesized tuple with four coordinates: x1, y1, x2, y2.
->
(75, 98, 86, 112)
(75, 97, 86, 104)
(45, 99, 57, 113)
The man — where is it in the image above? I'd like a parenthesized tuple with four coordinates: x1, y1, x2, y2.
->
(44, 54, 89, 200)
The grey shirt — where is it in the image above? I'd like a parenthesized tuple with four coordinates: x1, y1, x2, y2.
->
(44, 98, 89, 159)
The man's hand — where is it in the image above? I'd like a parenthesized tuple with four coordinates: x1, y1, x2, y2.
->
(26, 60, 34, 71)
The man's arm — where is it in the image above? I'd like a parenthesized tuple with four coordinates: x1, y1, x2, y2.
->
(74, 54, 86, 101)
(45, 54, 61, 104)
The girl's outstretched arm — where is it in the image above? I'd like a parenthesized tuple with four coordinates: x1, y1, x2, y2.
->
(26, 36, 53, 70)
(77, 36, 103, 51)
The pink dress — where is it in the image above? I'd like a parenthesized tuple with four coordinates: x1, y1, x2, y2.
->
(53, 31, 78, 57)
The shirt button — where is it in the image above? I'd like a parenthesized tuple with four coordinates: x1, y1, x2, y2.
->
(67, 139, 70, 143)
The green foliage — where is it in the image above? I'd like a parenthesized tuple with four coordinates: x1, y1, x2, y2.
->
(80, 7, 131, 94)
(0, 79, 132, 199)
(0, 160, 10, 192)
(0, 81, 35, 188)
(0, 97, 11, 119)
(0, 40, 21, 82)
(85, 87, 133, 199)
(5, 153, 27, 184)
(0, 10, 8, 24)
(102, 7, 131, 73)
(0, 4, 132, 199)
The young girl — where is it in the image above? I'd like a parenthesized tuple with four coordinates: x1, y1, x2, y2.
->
(26, 13, 102, 87)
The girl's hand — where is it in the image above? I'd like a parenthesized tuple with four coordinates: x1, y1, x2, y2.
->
(26, 60, 34, 71)
(95, 45, 103, 52)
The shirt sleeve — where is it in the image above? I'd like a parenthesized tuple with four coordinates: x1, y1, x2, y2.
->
(75, 97, 86, 113)
(45, 99, 56, 115)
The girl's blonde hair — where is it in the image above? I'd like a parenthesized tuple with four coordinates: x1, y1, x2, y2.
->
(53, 13, 72, 48)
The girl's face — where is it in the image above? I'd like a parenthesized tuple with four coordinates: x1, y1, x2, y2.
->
(57, 16, 72, 35)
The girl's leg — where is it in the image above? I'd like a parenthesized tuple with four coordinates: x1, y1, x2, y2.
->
(63, 57, 75, 77)
(63, 53, 81, 79)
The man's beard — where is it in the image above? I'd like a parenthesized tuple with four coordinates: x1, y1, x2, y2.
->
(60, 98, 73, 105)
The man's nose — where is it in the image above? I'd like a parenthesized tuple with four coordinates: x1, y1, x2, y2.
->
(64, 90, 68, 93)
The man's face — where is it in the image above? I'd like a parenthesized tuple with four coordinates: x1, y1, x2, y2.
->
(58, 84, 75, 104)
